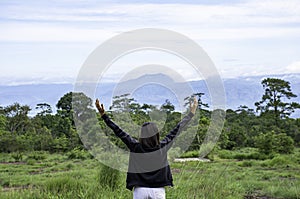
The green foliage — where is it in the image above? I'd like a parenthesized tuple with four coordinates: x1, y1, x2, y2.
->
(160, 99, 175, 114)
(67, 147, 90, 160)
(255, 78, 300, 121)
(26, 158, 36, 165)
(51, 136, 69, 152)
(274, 133, 294, 154)
(0, 130, 17, 152)
(0, 152, 300, 198)
(97, 163, 121, 190)
(0, 81, 299, 158)
(0, 115, 7, 130)
(263, 155, 295, 168)
(255, 131, 294, 155)
(35, 103, 52, 116)
(217, 149, 271, 160)
(3, 103, 31, 133)
(26, 151, 47, 161)
(11, 151, 23, 162)
(238, 160, 254, 167)
(42, 175, 84, 195)
(180, 150, 199, 158)
(255, 131, 276, 155)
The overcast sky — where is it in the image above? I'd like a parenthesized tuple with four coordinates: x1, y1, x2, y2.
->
(1, 0, 300, 85)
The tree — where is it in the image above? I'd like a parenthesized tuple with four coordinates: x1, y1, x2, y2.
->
(36, 103, 52, 116)
(55, 92, 94, 150)
(255, 78, 300, 123)
(57, 92, 94, 125)
(235, 105, 255, 116)
(109, 94, 135, 113)
(160, 99, 175, 114)
(184, 93, 208, 111)
(0, 114, 7, 131)
(4, 103, 31, 133)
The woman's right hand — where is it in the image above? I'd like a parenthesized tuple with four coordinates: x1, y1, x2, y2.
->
(95, 99, 105, 116)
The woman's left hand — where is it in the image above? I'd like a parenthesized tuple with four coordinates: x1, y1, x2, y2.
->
(190, 97, 198, 114)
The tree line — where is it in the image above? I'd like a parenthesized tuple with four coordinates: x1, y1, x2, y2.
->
(0, 78, 299, 156)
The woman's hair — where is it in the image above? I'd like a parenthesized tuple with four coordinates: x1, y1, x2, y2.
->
(139, 122, 160, 148)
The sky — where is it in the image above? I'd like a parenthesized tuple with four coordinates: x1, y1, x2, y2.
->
(0, 0, 300, 85)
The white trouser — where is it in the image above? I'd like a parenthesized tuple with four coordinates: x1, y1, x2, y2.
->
(133, 187, 166, 199)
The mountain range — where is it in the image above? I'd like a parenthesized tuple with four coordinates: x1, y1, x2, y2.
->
(1, 73, 300, 118)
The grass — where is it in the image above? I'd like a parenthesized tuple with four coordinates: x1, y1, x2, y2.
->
(0, 149, 299, 199)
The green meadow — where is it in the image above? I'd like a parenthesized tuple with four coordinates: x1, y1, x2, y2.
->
(0, 148, 299, 199)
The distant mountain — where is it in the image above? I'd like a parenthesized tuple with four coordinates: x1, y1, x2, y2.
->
(1, 73, 300, 117)
(0, 84, 73, 115)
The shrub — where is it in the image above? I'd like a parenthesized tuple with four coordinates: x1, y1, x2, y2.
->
(27, 151, 47, 161)
(217, 149, 272, 160)
(66, 163, 74, 170)
(273, 133, 294, 154)
(217, 150, 233, 159)
(267, 155, 292, 167)
(67, 147, 89, 160)
(26, 158, 36, 165)
(238, 161, 253, 167)
(255, 131, 294, 155)
(180, 150, 199, 158)
(11, 152, 23, 162)
(255, 131, 275, 155)
(235, 152, 272, 160)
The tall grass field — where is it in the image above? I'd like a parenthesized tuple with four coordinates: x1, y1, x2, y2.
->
(0, 148, 299, 199)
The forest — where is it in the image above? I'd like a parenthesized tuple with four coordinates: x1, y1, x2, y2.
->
(0, 77, 299, 155)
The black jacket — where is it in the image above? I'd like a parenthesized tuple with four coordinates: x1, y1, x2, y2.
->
(102, 112, 194, 191)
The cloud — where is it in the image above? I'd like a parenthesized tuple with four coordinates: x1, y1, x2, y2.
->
(0, 23, 115, 42)
(286, 62, 300, 73)
(1, 0, 300, 84)
(1, 0, 300, 42)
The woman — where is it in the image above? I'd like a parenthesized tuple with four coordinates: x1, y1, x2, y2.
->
(95, 97, 198, 199)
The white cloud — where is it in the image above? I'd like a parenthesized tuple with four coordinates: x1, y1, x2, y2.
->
(0, 23, 115, 42)
(286, 62, 300, 73)
(1, 0, 300, 42)
(1, 0, 300, 84)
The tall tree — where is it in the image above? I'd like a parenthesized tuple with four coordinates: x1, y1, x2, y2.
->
(184, 93, 208, 111)
(160, 99, 175, 114)
(109, 94, 135, 113)
(56, 92, 93, 149)
(255, 78, 300, 122)
(56, 92, 94, 124)
(4, 103, 31, 133)
(36, 103, 52, 116)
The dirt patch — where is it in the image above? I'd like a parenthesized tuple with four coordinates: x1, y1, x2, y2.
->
(244, 191, 280, 199)
(1, 185, 34, 192)
(29, 169, 44, 175)
(244, 195, 279, 199)
(0, 161, 26, 165)
(171, 168, 181, 173)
